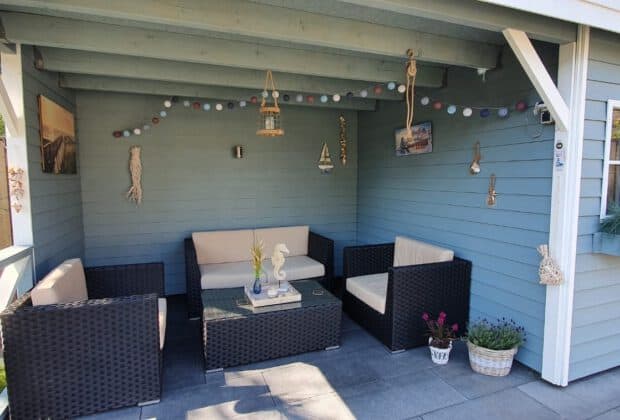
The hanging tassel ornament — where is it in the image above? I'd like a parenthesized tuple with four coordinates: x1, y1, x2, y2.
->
(338, 115, 347, 166)
(403, 49, 418, 142)
(126, 145, 143, 205)
(537, 244, 563, 285)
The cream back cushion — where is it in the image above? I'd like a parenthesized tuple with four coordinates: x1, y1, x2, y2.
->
(254, 226, 309, 257)
(31, 258, 88, 306)
(193, 229, 255, 265)
(393, 236, 454, 267)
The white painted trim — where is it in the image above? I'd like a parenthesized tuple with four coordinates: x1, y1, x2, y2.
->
(542, 25, 590, 387)
(503, 28, 570, 132)
(600, 99, 620, 219)
(0, 79, 19, 136)
(0, 45, 34, 247)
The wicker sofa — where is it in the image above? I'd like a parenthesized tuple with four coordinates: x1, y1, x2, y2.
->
(343, 237, 472, 352)
(0, 260, 166, 420)
(185, 226, 334, 318)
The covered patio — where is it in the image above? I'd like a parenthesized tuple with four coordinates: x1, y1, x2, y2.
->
(0, 1, 619, 419)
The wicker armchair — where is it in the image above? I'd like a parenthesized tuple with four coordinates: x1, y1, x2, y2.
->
(185, 231, 334, 318)
(0, 262, 165, 420)
(343, 243, 471, 352)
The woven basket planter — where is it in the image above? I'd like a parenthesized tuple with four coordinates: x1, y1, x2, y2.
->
(467, 341, 518, 377)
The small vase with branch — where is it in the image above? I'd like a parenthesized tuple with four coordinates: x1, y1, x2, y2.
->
(250, 240, 266, 294)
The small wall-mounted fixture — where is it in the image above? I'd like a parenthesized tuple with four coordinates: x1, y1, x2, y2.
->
(233, 145, 244, 159)
(533, 101, 554, 125)
(487, 173, 497, 207)
(8, 167, 25, 213)
(469, 141, 481, 175)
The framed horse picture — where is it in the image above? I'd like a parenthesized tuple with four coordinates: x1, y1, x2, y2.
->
(38, 95, 77, 174)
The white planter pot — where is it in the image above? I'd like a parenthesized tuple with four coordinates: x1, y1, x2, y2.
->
(428, 338, 452, 365)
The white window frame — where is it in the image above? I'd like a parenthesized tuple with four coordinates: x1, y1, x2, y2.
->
(600, 99, 620, 219)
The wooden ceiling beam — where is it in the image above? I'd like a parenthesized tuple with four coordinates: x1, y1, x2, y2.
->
(0, 0, 500, 69)
(35, 48, 445, 99)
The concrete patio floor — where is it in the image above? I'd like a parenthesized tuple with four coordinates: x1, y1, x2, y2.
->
(81, 296, 620, 420)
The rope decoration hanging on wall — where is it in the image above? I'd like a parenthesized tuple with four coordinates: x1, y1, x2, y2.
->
(126, 145, 143, 205)
(338, 115, 347, 166)
(403, 49, 418, 141)
(537, 244, 563, 285)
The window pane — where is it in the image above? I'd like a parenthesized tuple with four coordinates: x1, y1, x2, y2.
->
(612, 108, 620, 161)
(607, 164, 620, 214)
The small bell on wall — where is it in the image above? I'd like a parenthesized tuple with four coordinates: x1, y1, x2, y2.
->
(257, 70, 284, 137)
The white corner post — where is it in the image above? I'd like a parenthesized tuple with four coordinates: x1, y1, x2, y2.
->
(0, 44, 34, 248)
(504, 26, 590, 386)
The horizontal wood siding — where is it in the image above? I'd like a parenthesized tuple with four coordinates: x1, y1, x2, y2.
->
(570, 30, 620, 381)
(76, 92, 357, 294)
(21, 45, 84, 279)
(356, 44, 557, 372)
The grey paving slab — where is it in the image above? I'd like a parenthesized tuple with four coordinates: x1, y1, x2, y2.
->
(279, 392, 357, 420)
(591, 408, 620, 420)
(77, 406, 141, 420)
(364, 346, 436, 379)
(421, 388, 561, 420)
(519, 380, 607, 420)
(559, 368, 620, 414)
(341, 369, 466, 419)
(141, 375, 274, 420)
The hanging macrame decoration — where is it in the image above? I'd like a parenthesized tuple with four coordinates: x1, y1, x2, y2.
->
(257, 70, 284, 137)
(402, 49, 418, 143)
(537, 245, 563, 285)
(126, 145, 143, 205)
(318, 142, 334, 174)
(338, 115, 347, 165)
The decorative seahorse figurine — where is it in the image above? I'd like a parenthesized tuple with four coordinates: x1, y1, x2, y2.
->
(271, 243, 290, 282)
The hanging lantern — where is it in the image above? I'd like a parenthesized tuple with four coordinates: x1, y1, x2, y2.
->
(257, 70, 284, 137)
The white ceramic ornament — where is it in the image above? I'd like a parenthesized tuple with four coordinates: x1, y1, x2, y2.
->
(163, 100, 172, 108)
(333, 94, 341, 102)
(397, 84, 406, 93)
(463, 107, 473, 117)
(271, 243, 290, 282)
(133, 128, 141, 135)
(215, 103, 223, 111)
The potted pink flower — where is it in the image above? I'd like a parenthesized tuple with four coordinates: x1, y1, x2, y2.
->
(422, 311, 458, 365)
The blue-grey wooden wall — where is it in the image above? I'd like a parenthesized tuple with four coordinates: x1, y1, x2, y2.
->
(22, 46, 85, 279)
(356, 45, 557, 372)
(76, 91, 357, 294)
(570, 29, 620, 381)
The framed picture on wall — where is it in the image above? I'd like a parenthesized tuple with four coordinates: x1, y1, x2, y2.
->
(38, 95, 77, 174)
(395, 121, 433, 156)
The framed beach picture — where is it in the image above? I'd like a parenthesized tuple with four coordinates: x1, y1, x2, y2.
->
(395, 121, 433, 156)
(38, 95, 77, 174)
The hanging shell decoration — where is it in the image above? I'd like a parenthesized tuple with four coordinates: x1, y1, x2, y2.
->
(8, 167, 25, 213)
(338, 115, 347, 166)
(537, 244, 563, 285)
(486, 173, 497, 207)
(470, 141, 481, 175)
(126, 145, 143, 205)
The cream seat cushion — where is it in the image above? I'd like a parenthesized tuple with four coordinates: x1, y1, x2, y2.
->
(192, 229, 255, 265)
(393, 236, 454, 267)
(158, 298, 167, 350)
(346, 273, 389, 315)
(31, 258, 88, 306)
(200, 256, 325, 289)
(255, 226, 309, 257)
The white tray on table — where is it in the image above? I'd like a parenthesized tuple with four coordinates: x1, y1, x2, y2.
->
(244, 281, 301, 307)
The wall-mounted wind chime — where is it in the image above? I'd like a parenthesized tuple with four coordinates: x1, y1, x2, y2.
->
(469, 141, 481, 174)
(486, 174, 497, 207)
(257, 70, 284, 137)
(339, 115, 347, 166)
(402, 49, 418, 144)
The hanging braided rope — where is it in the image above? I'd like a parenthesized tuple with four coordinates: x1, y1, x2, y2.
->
(404, 49, 418, 140)
(126, 145, 143, 205)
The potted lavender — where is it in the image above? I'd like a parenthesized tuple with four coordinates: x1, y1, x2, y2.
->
(422, 311, 458, 365)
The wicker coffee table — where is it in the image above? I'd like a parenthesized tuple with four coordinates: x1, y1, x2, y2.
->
(201, 279, 341, 371)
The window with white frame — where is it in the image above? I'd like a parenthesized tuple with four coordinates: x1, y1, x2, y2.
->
(601, 100, 620, 217)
